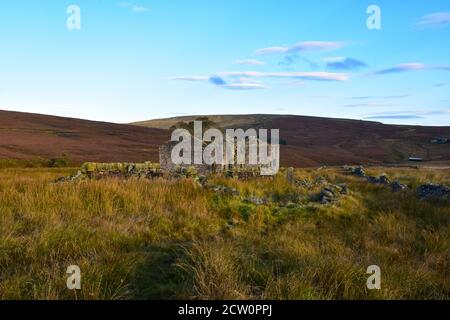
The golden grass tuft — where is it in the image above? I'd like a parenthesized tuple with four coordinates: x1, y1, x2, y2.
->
(0, 167, 449, 299)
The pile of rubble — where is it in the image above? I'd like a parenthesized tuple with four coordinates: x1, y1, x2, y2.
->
(344, 165, 367, 178)
(315, 184, 349, 204)
(344, 166, 408, 192)
(417, 184, 450, 201)
(285, 168, 350, 205)
(197, 176, 268, 205)
(390, 181, 408, 192)
(294, 178, 311, 188)
(366, 174, 391, 185)
(344, 165, 450, 200)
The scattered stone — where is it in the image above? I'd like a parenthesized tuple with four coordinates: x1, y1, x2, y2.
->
(391, 181, 408, 192)
(195, 175, 208, 187)
(337, 183, 349, 195)
(315, 184, 349, 204)
(295, 178, 311, 188)
(344, 165, 409, 193)
(318, 189, 335, 204)
(417, 184, 450, 200)
(244, 197, 268, 206)
(367, 174, 391, 185)
(345, 166, 367, 177)
(57, 160, 267, 183)
(55, 170, 86, 183)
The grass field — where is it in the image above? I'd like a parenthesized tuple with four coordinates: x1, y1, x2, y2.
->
(0, 166, 449, 300)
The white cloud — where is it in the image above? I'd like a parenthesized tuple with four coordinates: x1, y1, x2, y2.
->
(254, 47, 290, 55)
(118, 2, 149, 13)
(371, 63, 450, 75)
(171, 71, 349, 83)
(233, 59, 266, 66)
(173, 72, 349, 84)
(345, 103, 401, 108)
(417, 12, 450, 28)
(171, 70, 348, 92)
(255, 41, 345, 55)
(172, 75, 270, 90)
(223, 83, 270, 90)
(218, 71, 348, 81)
(171, 76, 210, 81)
(362, 108, 450, 120)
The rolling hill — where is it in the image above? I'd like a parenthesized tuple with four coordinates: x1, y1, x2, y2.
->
(1, 110, 449, 167)
(133, 114, 450, 167)
(0, 110, 168, 164)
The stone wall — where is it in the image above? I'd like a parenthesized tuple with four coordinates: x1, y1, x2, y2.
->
(159, 140, 212, 175)
(159, 139, 265, 175)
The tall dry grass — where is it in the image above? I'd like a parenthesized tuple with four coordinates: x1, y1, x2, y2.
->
(0, 167, 449, 299)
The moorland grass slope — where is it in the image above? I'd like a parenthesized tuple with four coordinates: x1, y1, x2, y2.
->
(0, 167, 449, 299)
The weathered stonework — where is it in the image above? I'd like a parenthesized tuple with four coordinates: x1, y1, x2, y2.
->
(159, 138, 268, 176)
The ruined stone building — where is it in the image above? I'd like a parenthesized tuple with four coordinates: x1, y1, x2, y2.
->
(159, 135, 275, 175)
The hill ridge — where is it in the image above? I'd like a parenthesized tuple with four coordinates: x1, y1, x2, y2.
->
(1, 110, 450, 167)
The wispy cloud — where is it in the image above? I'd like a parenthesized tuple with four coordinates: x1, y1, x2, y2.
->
(383, 95, 411, 99)
(345, 103, 401, 108)
(171, 76, 210, 81)
(278, 54, 319, 69)
(173, 71, 348, 88)
(118, 2, 149, 12)
(172, 75, 269, 90)
(171, 70, 348, 91)
(433, 82, 447, 87)
(417, 12, 450, 28)
(364, 115, 423, 120)
(255, 41, 345, 55)
(424, 108, 450, 115)
(217, 71, 348, 81)
(233, 59, 266, 66)
(325, 57, 367, 71)
(371, 63, 450, 75)
(362, 108, 450, 120)
(372, 63, 426, 75)
(350, 94, 410, 100)
(223, 83, 270, 90)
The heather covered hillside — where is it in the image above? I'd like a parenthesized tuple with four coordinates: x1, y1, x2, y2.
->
(1, 111, 450, 168)
(0, 110, 168, 165)
(134, 114, 450, 167)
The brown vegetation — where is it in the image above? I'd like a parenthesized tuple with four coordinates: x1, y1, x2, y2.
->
(0, 166, 448, 300)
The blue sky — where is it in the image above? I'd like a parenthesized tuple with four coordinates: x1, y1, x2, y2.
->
(0, 0, 449, 125)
